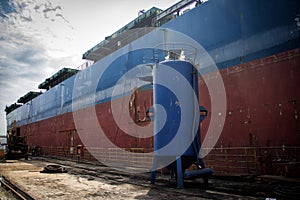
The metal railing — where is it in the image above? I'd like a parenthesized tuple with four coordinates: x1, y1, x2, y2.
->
(37, 145, 299, 175)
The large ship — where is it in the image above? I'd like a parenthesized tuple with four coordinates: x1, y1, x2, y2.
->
(5, 0, 300, 176)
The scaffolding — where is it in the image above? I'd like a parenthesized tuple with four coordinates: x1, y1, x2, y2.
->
(17, 91, 42, 104)
(82, 7, 162, 62)
(38, 68, 78, 90)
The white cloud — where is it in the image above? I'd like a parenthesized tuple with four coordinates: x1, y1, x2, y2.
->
(0, 0, 77, 135)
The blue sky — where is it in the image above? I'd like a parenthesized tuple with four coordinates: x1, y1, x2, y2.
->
(0, 0, 176, 135)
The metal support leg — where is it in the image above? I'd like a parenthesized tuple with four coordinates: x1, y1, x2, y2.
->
(176, 156, 183, 188)
(151, 156, 157, 184)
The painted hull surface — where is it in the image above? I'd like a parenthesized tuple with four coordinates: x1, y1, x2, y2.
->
(200, 48, 300, 175)
(6, 0, 300, 175)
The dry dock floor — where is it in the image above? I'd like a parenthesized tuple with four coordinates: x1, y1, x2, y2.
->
(0, 159, 158, 199)
(1, 159, 211, 200)
(0, 160, 164, 199)
(0, 186, 16, 200)
(0, 158, 299, 199)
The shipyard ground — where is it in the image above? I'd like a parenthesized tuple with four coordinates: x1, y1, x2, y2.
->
(0, 158, 299, 199)
(0, 187, 15, 200)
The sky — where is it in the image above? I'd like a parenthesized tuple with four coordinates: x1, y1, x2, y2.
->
(0, 0, 177, 135)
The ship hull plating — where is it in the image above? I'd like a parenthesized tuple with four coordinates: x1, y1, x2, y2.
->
(11, 48, 300, 175)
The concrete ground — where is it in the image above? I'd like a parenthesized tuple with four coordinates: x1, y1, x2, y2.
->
(0, 159, 206, 200)
(1, 158, 298, 199)
(0, 187, 16, 200)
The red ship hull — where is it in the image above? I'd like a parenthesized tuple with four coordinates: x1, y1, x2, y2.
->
(200, 48, 300, 175)
(16, 48, 300, 176)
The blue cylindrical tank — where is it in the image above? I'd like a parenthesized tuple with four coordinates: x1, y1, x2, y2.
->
(153, 60, 200, 159)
